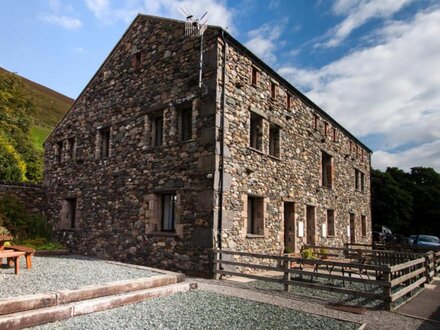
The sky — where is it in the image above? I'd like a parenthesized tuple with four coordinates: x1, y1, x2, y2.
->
(0, 0, 439, 171)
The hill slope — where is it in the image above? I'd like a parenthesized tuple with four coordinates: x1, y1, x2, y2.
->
(0, 67, 73, 181)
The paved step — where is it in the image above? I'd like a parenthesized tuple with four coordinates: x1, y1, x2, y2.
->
(0, 273, 184, 315)
(0, 281, 196, 329)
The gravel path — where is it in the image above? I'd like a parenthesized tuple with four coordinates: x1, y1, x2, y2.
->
(195, 278, 439, 330)
(0, 256, 159, 298)
(34, 290, 358, 330)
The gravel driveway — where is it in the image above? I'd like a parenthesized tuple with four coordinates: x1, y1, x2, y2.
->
(34, 290, 359, 330)
(0, 256, 159, 298)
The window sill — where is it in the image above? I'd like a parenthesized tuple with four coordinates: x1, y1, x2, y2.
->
(247, 147, 265, 155)
(59, 228, 80, 232)
(268, 154, 281, 161)
(148, 231, 177, 237)
(246, 234, 265, 238)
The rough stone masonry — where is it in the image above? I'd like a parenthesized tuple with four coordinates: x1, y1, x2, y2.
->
(43, 15, 371, 276)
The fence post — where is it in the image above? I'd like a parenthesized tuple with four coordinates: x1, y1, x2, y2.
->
(424, 253, 431, 284)
(283, 258, 291, 292)
(383, 267, 392, 311)
(213, 249, 220, 280)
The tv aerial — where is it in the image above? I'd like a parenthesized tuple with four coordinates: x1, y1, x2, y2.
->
(178, 7, 208, 90)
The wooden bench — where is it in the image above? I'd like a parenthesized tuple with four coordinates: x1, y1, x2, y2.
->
(5, 245, 35, 269)
(0, 251, 25, 275)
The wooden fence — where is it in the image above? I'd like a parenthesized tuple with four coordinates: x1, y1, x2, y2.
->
(213, 249, 428, 311)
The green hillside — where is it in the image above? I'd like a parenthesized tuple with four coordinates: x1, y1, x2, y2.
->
(0, 67, 73, 182)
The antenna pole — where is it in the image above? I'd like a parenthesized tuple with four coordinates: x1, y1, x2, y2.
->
(199, 32, 204, 88)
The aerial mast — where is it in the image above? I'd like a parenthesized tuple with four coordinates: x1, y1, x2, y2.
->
(178, 7, 208, 90)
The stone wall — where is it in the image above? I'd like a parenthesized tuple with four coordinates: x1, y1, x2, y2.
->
(44, 16, 219, 276)
(43, 14, 372, 277)
(0, 181, 45, 215)
(214, 38, 372, 258)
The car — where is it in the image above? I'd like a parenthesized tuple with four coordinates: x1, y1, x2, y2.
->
(408, 235, 440, 249)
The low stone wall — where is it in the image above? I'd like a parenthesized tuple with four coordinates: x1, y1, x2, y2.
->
(0, 180, 46, 214)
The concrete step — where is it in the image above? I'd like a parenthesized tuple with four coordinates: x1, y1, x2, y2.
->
(0, 273, 184, 316)
(0, 281, 197, 330)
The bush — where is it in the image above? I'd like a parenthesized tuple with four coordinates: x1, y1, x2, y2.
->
(301, 248, 317, 259)
(0, 195, 52, 240)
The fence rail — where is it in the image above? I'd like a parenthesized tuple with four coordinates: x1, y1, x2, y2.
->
(213, 248, 430, 311)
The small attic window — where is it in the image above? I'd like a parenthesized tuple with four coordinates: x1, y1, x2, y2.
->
(251, 66, 259, 86)
(132, 52, 142, 70)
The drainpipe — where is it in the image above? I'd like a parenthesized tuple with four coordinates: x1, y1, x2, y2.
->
(217, 30, 227, 255)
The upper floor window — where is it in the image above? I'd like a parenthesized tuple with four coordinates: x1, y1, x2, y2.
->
(67, 137, 75, 160)
(332, 128, 337, 142)
(313, 114, 319, 130)
(152, 115, 164, 147)
(250, 112, 263, 151)
(56, 141, 63, 163)
(355, 169, 365, 192)
(324, 122, 329, 137)
(269, 124, 280, 158)
(270, 81, 276, 99)
(98, 127, 111, 158)
(321, 151, 333, 189)
(179, 105, 192, 142)
(132, 52, 142, 70)
(286, 94, 291, 109)
(250, 66, 259, 86)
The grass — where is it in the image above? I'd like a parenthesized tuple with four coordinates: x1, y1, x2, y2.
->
(14, 238, 65, 250)
(30, 126, 51, 152)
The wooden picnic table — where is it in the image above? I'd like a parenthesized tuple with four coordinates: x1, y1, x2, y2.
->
(0, 250, 25, 275)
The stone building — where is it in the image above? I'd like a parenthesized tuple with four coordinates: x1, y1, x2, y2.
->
(43, 14, 372, 276)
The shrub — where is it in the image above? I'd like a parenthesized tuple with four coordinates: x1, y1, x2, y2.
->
(0, 195, 52, 240)
(284, 246, 294, 254)
(301, 248, 317, 259)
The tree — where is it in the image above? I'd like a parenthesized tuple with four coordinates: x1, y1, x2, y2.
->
(371, 169, 413, 234)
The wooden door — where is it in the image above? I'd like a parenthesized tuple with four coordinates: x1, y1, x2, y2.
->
(306, 205, 316, 245)
(284, 202, 295, 252)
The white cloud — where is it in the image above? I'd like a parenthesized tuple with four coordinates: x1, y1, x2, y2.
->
(278, 7, 440, 170)
(41, 14, 83, 30)
(244, 21, 286, 64)
(373, 140, 440, 171)
(83, 0, 234, 30)
(320, 0, 414, 48)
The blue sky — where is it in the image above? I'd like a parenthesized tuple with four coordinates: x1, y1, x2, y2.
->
(1, 0, 439, 171)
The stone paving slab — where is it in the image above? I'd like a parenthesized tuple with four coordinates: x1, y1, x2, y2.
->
(395, 279, 440, 323)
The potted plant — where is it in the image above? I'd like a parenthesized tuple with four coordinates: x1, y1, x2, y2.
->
(0, 225, 13, 251)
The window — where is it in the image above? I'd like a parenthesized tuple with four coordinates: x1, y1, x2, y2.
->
(286, 94, 291, 109)
(99, 127, 111, 158)
(361, 215, 367, 237)
(327, 209, 335, 236)
(313, 114, 318, 130)
(66, 198, 77, 229)
(67, 137, 75, 160)
(270, 81, 276, 99)
(361, 149, 365, 162)
(56, 141, 63, 163)
(355, 169, 365, 192)
(152, 115, 164, 147)
(132, 52, 142, 70)
(324, 122, 329, 136)
(251, 66, 259, 86)
(161, 194, 176, 232)
(179, 106, 192, 142)
(332, 128, 337, 142)
(355, 145, 359, 159)
(250, 112, 263, 151)
(321, 151, 333, 189)
(247, 196, 264, 235)
(360, 172, 365, 192)
(269, 124, 280, 158)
